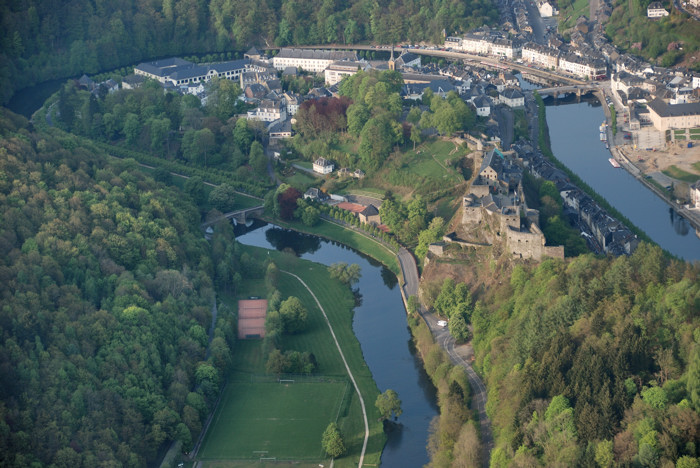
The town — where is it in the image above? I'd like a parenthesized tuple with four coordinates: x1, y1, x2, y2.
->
(78, 10, 698, 259)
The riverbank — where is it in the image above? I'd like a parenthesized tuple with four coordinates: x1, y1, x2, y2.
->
(610, 144, 700, 235)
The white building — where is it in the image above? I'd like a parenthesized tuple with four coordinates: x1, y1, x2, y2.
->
(272, 49, 357, 73)
(522, 43, 560, 70)
(461, 34, 491, 55)
(690, 181, 700, 209)
(646, 99, 700, 131)
(313, 157, 334, 174)
(692, 74, 700, 89)
(490, 38, 520, 60)
(500, 88, 525, 108)
(324, 61, 366, 86)
(135, 58, 252, 86)
(473, 96, 492, 117)
(537, 0, 557, 17)
(247, 100, 286, 122)
(558, 55, 607, 79)
(647, 2, 670, 17)
(444, 37, 463, 50)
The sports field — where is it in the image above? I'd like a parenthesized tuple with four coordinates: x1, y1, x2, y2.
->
(198, 380, 348, 461)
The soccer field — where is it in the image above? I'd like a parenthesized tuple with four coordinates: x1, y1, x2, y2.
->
(198, 381, 348, 461)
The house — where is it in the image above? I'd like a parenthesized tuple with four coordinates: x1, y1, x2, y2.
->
(646, 99, 700, 131)
(244, 46, 263, 60)
(537, 0, 557, 17)
(246, 99, 286, 122)
(272, 48, 357, 73)
(324, 61, 366, 86)
(395, 51, 421, 68)
(522, 43, 559, 70)
(358, 204, 381, 225)
(121, 74, 146, 90)
(303, 187, 330, 201)
(473, 95, 492, 117)
(500, 88, 525, 108)
(313, 157, 334, 174)
(268, 120, 292, 139)
(690, 181, 700, 209)
(558, 54, 607, 79)
(647, 2, 669, 17)
(444, 36, 463, 50)
(77, 74, 95, 91)
(101, 79, 119, 94)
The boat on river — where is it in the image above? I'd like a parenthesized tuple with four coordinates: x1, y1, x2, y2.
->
(609, 158, 620, 168)
(600, 131, 607, 141)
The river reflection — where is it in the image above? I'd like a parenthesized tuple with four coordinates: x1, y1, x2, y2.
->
(234, 222, 439, 467)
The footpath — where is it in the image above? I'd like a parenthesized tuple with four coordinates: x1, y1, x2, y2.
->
(396, 249, 494, 468)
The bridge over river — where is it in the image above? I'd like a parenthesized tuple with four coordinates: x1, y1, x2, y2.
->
(201, 205, 265, 228)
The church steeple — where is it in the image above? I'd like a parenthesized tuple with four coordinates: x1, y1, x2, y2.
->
(388, 45, 396, 71)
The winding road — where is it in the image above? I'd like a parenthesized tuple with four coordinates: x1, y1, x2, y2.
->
(397, 248, 493, 468)
(280, 270, 369, 468)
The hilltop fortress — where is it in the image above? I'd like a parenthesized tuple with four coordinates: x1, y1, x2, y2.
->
(451, 147, 565, 260)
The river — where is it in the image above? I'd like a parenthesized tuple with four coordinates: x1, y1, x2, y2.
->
(545, 98, 700, 261)
(235, 221, 439, 467)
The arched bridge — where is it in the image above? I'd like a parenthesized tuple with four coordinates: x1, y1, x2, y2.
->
(202, 205, 265, 228)
(536, 83, 601, 98)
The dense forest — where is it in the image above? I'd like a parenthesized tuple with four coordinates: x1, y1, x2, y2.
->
(0, 0, 498, 104)
(461, 245, 700, 467)
(0, 109, 239, 466)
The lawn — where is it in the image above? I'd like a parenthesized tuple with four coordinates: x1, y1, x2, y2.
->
(198, 381, 347, 461)
(662, 165, 700, 184)
(559, 0, 589, 30)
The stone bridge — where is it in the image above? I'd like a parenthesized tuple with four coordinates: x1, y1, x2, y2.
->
(201, 205, 265, 228)
(536, 83, 601, 98)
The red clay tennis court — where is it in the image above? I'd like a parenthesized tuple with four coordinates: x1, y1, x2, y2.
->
(238, 299, 267, 339)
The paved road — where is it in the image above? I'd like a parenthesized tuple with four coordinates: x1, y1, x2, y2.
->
(495, 105, 514, 150)
(397, 248, 493, 468)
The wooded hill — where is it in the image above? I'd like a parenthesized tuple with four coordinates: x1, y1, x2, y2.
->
(0, 0, 498, 105)
(0, 109, 237, 467)
(465, 245, 700, 467)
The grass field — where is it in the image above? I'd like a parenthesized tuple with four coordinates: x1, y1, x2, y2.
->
(559, 0, 589, 30)
(198, 381, 348, 461)
(197, 247, 387, 468)
(663, 165, 700, 183)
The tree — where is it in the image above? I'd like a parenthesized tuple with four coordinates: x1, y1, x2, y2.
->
(184, 176, 207, 206)
(449, 315, 471, 343)
(359, 116, 394, 172)
(410, 125, 422, 150)
(328, 262, 361, 286)
(233, 118, 253, 155)
(207, 78, 243, 121)
(301, 206, 320, 226)
(249, 141, 267, 175)
(279, 296, 308, 334)
(376, 389, 402, 420)
(208, 184, 237, 212)
(322, 422, 346, 458)
(277, 186, 302, 221)
(123, 113, 140, 144)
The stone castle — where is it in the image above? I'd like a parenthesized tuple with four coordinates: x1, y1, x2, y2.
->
(459, 147, 564, 260)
